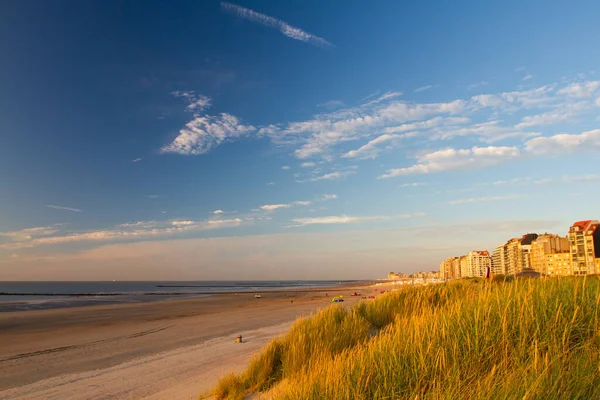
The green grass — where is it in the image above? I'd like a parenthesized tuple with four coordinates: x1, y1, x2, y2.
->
(213, 277, 600, 399)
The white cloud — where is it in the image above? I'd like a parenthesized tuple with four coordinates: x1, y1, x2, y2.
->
(260, 200, 311, 211)
(466, 81, 488, 90)
(321, 194, 338, 200)
(118, 221, 157, 229)
(414, 85, 436, 93)
(131, 158, 142, 163)
(221, 2, 333, 48)
(448, 194, 524, 205)
(0, 218, 244, 250)
(0, 226, 60, 241)
(300, 162, 316, 168)
(557, 81, 600, 98)
(341, 133, 399, 159)
(318, 100, 345, 109)
(400, 182, 426, 187)
(596, 97, 600, 107)
(523, 74, 534, 81)
(171, 91, 212, 112)
(290, 212, 426, 227)
(525, 129, 600, 155)
(279, 99, 467, 159)
(46, 204, 82, 212)
(213, 210, 225, 214)
(171, 220, 195, 226)
(309, 170, 356, 181)
(534, 178, 554, 185)
(379, 146, 520, 178)
(161, 113, 255, 155)
(260, 204, 292, 211)
(515, 102, 590, 128)
(281, 165, 291, 170)
(564, 174, 600, 182)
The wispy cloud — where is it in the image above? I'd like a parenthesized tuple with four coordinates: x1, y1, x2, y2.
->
(0, 225, 60, 241)
(320, 194, 338, 200)
(131, 158, 142, 163)
(523, 74, 534, 81)
(414, 85, 438, 93)
(281, 165, 291, 170)
(161, 113, 255, 155)
(309, 170, 356, 181)
(448, 194, 524, 205)
(341, 134, 400, 160)
(318, 100, 345, 110)
(379, 146, 520, 178)
(466, 81, 488, 90)
(0, 218, 243, 250)
(290, 212, 426, 227)
(525, 129, 600, 154)
(400, 182, 426, 187)
(171, 91, 212, 112)
(213, 210, 225, 214)
(260, 201, 311, 211)
(46, 205, 82, 213)
(300, 162, 316, 168)
(221, 2, 333, 49)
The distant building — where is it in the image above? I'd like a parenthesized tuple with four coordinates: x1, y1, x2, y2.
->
(492, 245, 507, 275)
(452, 257, 461, 278)
(387, 272, 410, 280)
(531, 234, 570, 276)
(495, 233, 539, 275)
(459, 255, 469, 278)
(439, 257, 456, 279)
(467, 251, 491, 277)
(568, 220, 600, 275)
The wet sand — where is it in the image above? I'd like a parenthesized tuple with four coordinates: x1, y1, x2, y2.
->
(0, 284, 374, 399)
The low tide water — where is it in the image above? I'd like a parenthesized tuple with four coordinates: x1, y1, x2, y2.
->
(0, 280, 360, 313)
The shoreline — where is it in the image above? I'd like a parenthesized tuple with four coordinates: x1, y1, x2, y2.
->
(0, 282, 374, 399)
(0, 284, 372, 314)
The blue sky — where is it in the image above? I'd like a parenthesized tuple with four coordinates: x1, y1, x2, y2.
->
(1, 1, 600, 280)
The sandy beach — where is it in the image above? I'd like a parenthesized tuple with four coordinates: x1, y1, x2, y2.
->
(0, 284, 373, 399)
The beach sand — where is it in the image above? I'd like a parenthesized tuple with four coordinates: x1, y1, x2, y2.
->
(0, 285, 373, 399)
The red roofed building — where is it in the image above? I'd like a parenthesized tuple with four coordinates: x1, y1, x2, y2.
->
(568, 220, 600, 275)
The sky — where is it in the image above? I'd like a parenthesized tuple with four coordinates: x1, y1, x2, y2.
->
(1, 1, 600, 280)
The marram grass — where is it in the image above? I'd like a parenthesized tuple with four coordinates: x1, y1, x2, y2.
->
(213, 277, 600, 399)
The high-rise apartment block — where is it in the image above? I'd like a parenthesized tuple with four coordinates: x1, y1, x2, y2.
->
(439, 220, 600, 279)
(568, 220, 600, 275)
(530, 234, 571, 275)
(492, 245, 507, 275)
(439, 257, 456, 279)
(467, 251, 491, 277)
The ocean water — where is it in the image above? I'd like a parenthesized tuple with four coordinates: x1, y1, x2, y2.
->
(0, 281, 358, 313)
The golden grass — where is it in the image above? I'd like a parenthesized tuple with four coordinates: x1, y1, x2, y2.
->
(213, 277, 600, 399)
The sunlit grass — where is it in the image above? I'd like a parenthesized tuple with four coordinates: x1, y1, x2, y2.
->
(213, 277, 600, 399)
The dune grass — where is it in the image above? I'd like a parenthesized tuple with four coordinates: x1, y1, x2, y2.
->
(213, 277, 600, 399)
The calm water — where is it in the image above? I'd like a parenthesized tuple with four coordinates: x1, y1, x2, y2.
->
(0, 281, 359, 313)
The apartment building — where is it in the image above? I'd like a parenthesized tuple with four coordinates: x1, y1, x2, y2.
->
(492, 245, 507, 275)
(452, 257, 461, 278)
(530, 234, 571, 275)
(568, 220, 600, 275)
(467, 250, 491, 277)
(439, 257, 456, 279)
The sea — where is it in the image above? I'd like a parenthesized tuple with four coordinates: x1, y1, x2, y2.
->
(0, 280, 361, 313)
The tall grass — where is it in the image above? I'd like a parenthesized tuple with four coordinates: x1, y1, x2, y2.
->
(213, 277, 600, 399)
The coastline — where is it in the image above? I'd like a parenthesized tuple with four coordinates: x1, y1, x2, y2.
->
(0, 282, 373, 399)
